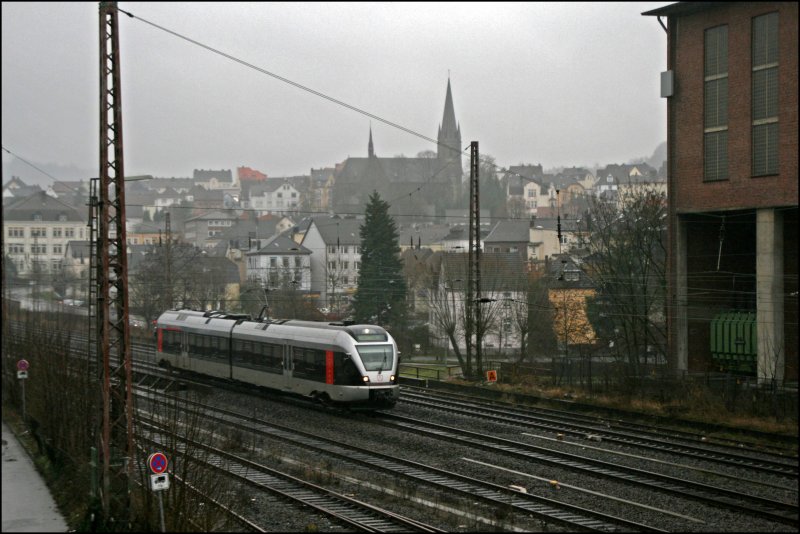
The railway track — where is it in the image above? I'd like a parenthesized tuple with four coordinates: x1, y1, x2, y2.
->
(133, 383, 664, 532)
(400, 387, 799, 479)
(6, 321, 798, 531)
(128, 452, 268, 532)
(135, 415, 444, 533)
(403, 380, 799, 453)
(375, 411, 798, 527)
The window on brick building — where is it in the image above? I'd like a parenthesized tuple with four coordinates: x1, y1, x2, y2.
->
(704, 25, 728, 182)
(752, 12, 779, 176)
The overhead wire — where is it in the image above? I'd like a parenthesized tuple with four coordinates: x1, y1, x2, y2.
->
(115, 6, 457, 158)
(1, 146, 86, 197)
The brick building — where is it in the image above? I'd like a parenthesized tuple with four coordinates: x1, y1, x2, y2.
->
(644, 2, 797, 384)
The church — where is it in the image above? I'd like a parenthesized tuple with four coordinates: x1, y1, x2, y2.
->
(331, 79, 464, 218)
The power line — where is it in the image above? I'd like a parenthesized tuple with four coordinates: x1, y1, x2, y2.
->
(1, 146, 85, 196)
(116, 6, 460, 157)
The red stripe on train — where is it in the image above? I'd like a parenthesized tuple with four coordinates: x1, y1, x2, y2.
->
(325, 350, 334, 384)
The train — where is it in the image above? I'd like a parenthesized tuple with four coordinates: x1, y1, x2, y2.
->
(154, 309, 399, 409)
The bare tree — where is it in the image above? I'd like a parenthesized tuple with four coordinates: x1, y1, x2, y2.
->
(506, 196, 528, 220)
(134, 391, 244, 531)
(130, 243, 220, 320)
(269, 278, 323, 320)
(4, 312, 97, 527)
(428, 281, 467, 369)
(578, 184, 667, 385)
(326, 252, 348, 316)
(524, 273, 559, 364)
(183, 265, 230, 311)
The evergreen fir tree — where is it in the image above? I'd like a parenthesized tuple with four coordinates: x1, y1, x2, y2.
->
(351, 191, 407, 330)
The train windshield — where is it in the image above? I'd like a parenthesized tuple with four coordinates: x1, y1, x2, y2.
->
(356, 344, 394, 372)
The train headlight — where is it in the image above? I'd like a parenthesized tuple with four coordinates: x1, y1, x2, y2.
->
(362, 375, 370, 383)
(390, 375, 396, 382)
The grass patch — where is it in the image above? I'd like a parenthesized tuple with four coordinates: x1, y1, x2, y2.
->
(484, 377, 798, 439)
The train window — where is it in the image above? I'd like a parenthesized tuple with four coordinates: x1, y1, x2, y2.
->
(350, 327, 387, 342)
(356, 344, 394, 371)
(235, 341, 281, 373)
(212, 335, 227, 360)
(261, 343, 281, 370)
(354, 333, 387, 342)
(292, 347, 325, 381)
(187, 333, 197, 356)
(333, 352, 362, 385)
(162, 330, 181, 354)
(233, 339, 252, 366)
(189, 333, 218, 360)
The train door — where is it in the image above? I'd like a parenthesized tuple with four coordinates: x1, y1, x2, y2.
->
(179, 331, 190, 370)
(282, 343, 294, 390)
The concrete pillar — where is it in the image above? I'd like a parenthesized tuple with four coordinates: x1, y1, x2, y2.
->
(756, 208, 784, 384)
(673, 216, 689, 374)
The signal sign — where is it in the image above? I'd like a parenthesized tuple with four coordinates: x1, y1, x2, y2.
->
(486, 369, 497, 382)
(17, 359, 30, 372)
(148, 452, 168, 474)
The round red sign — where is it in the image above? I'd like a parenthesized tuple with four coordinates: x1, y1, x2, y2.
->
(148, 452, 168, 474)
(17, 359, 30, 372)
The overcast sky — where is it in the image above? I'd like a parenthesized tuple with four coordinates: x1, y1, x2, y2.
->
(2, 1, 671, 183)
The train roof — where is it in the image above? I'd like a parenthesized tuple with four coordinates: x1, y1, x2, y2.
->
(158, 310, 392, 343)
(156, 309, 391, 343)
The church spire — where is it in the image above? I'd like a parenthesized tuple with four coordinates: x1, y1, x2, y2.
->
(437, 77, 462, 189)
(440, 77, 458, 138)
(368, 125, 375, 158)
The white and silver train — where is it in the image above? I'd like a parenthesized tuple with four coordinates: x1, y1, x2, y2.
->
(155, 309, 399, 409)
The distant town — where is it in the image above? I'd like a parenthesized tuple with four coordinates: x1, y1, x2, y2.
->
(2, 78, 666, 328)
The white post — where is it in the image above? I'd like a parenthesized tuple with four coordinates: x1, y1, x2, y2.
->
(158, 492, 165, 532)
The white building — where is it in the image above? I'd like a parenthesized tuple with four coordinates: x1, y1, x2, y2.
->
(294, 215, 362, 309)
(246, 234, 312, 291)
(3, 192, 87, 276)
(246, 179, 300, 215)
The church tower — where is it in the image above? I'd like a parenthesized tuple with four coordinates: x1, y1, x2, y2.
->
(368, 126, 375, 158)
(437, 78, 463, 189)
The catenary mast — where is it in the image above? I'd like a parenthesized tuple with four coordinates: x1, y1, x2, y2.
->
(97, 1, 134, 524)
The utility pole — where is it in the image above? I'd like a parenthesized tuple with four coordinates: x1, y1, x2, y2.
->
(164, 212, 172, 310)
(88, 178, 99, 377)
(97, 1, 134, 525)
(556, 189, 562, 255)
(466, 141, 481, 379)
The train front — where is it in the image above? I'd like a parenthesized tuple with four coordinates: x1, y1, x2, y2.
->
(344, 325, 399, 409)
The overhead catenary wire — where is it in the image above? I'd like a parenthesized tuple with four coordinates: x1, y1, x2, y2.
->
(114, 6, 456, 156)
(1, 146, 86, 197)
